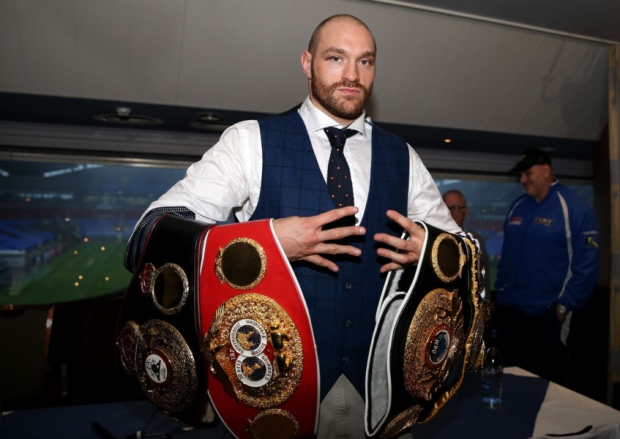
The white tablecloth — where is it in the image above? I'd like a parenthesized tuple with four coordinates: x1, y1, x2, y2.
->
(507, 367, 620, 438)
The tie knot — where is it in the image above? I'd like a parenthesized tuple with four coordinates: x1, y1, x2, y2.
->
(324, 127, 357, 149)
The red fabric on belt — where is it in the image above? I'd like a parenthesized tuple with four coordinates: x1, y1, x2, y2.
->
(197, 219, 319, 439)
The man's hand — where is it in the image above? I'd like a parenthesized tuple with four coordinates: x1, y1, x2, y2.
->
(374, 210, 426, 273)
(273, 206, 366, 272)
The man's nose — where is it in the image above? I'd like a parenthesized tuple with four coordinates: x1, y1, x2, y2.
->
(342, 62, 359, 83)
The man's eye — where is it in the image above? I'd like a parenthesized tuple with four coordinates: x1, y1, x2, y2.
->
(330, 56, 342, 62)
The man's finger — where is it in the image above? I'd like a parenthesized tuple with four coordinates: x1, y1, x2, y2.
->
(321, 225, 366, 242)
(316, 206, 359, 226)
(320, 243, 362, 257)
(374, 231, 415, 254)
(386, 209, 424, 237)
(379, 261, 404, 273)
(302, 254, 339, 272)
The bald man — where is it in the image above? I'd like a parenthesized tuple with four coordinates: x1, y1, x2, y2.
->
(126, 14, 460, 438)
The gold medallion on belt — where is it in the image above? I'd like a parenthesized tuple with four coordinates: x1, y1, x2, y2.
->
(203, 293, 304, 410)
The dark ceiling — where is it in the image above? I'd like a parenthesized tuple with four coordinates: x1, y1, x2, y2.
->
(0, 0, 612, 170)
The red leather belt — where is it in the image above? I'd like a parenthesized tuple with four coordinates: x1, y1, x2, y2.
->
(198, 219, 319, 439)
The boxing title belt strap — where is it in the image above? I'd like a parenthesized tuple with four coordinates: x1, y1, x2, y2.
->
(199, 219, 319, 439)
(117, 214, 215, 427)
(365, 221, 486, 439)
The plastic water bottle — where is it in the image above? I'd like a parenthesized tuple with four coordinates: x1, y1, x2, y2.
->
(481, 329, 503, 409)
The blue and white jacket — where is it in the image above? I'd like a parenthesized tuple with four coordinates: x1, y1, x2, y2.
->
(495, 181, 600, 316)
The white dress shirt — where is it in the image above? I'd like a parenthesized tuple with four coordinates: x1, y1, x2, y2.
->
(147, 96, 459, 234)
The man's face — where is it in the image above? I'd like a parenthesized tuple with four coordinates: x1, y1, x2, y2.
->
(520, 164, 551, 202)
(302, 18, 375, 125)
(443, 193, 467, 228)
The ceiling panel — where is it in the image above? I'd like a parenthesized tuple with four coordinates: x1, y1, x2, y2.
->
(176, 1, 240, 108)
(128, 0, 186, 103)
(14, 0, 81, 95)
(0, 1, 27, 91)
(74, 1, 132, 99)
(0, 0, 614, 171)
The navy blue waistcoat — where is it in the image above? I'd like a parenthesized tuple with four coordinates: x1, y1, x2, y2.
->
(252, 109, 409, 399)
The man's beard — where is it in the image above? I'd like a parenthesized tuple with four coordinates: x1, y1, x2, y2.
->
(310, 69, 372, 121)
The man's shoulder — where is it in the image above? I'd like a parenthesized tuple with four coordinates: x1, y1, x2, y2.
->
(253, 107, 306, 134)
(509, 193, 530, 210)
(371, 122, 409, 149)
(257, 106, 302, 123)
(553, 183, 593, 210)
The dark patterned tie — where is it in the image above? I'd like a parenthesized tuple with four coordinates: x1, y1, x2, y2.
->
(324, 127, 357, 208)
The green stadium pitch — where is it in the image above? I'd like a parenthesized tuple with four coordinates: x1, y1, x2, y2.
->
(0, 240, 133, 306)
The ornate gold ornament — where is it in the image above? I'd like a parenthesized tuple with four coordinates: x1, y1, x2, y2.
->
(246, 408, 300, 439)
(203, 293, 303, 409)
(463, 237, 487, 371)
(117, 320, 141, 375)
(403, 288, 464, 402)
(215, 237, 267, 290)
(380, 406, 423, 439)
(135, 319, 198, 412)
(139, 262, 156, 296)
(431, 233, 466, 283)
(149, 263, 190, 315)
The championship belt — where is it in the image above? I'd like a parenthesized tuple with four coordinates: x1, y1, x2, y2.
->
(365, 221, 489, 439)
(117, 214, 214, 427)
(116, 216, 319, 439)
(198, 220, 319, 439)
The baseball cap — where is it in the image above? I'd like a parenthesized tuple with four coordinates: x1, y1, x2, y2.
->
(510, 147, 551, 174)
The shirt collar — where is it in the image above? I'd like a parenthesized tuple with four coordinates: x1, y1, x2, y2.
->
(298, 96, 370, 139)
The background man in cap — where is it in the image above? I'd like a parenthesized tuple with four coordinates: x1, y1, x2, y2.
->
(494, 147, 600, 385)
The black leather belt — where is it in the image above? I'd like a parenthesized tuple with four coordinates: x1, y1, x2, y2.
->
(365, 221, 489, 438)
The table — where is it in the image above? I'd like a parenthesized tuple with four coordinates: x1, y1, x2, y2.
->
(1, 398, 230, 439)
(2, 368, 619, 439)
(411, 367, 620, 439)
(512, 367, 620, 438)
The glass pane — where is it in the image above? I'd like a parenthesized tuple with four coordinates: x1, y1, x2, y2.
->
(434, 175, 594, 292)
(1, 157, 594, 305)
(0, 159, 186, 306)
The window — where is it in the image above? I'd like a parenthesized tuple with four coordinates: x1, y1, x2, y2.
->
(0, 157, 187, 305)
(0, 155, 594, 305)
(434, 174, 594, 291)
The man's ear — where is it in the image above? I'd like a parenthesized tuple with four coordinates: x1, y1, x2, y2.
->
(301, 50, 312, 79)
